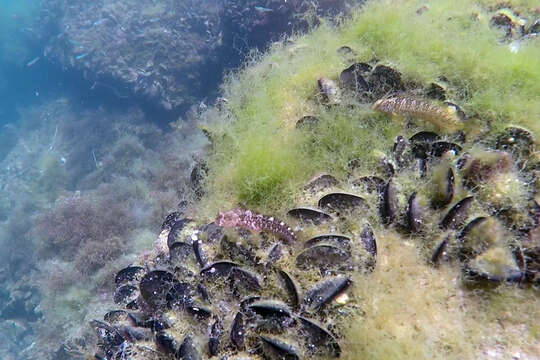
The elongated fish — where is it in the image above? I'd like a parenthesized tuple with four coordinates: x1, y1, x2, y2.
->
(26, 57, 40, 67)
(255, 6, 273, 13)
(75, 52, 90, 60)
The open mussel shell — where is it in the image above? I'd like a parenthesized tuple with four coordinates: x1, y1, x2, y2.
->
(304, 173, 339, 193)
(186, 303, 213, 320)
(230, 267, 262, 292)
(277, 270, 300, 310)
(169, 241, 193, 264)
(259, 335, 300, 360)
(296, 115, 320, 129)
(248, 299, 293, 319)
(103, 310, 128, 324)
(231, 312, 246, 350)
(337, 45, 358, 57)
(162, 211, 183, 231)
(115, 266, 145, 286)
(179, 335, 201, 360)
(339, 62, 370, 93)
(193, 239, 209, 268)
(318, 192, 365, 212)
(266, 243, 283, 266)
(166, 282, 194, 310)
(359, 224, 377, 272)
(298, 316, 341, 357)
(431, 236, 449, 266)
(287, 207, 332, 225)
(431, 166, 455, 209)
(209, 317, 223, 356)
(113, 285, 139, 306)
(221, 235, 258, 265)
(464, 246, 523, 284)
(407, 192, 425, 233)
(410, 131, 440, 158)
(410, 131, 440, 144)
(201, 222, 226, 243)
(296, 244, 351, 272)
(381, 180, 398, 225)
(440, 196, 474, 230)
(393, 135, 410, 168)
(304, 234, 351, 250)
(167, 218, 194, 248)
(139, 270, 175, 309)
(155, 331, 179, 356)
(495, 126, 535, 159)
(304, 276, 352, 312)
(128, 312, 171, 331)
(352, 175, 386, 194)
(200, 261, 239, 277)
(369, 64, 405, 96)
(431, 141, 462, 157)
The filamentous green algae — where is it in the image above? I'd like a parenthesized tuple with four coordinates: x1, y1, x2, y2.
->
(199, 0, 540, 359)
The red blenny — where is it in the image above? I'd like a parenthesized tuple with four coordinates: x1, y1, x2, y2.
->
(216, 208, 297, 242)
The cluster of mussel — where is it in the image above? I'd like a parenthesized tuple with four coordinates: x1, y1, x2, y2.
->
(91, 193, 378, 359)
(358, 125, 539, 285)
(300, 45, 539, 288)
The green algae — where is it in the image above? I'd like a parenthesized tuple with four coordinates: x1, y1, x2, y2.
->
(200, 0, 540, 359)
(203, 0, 539, 214)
